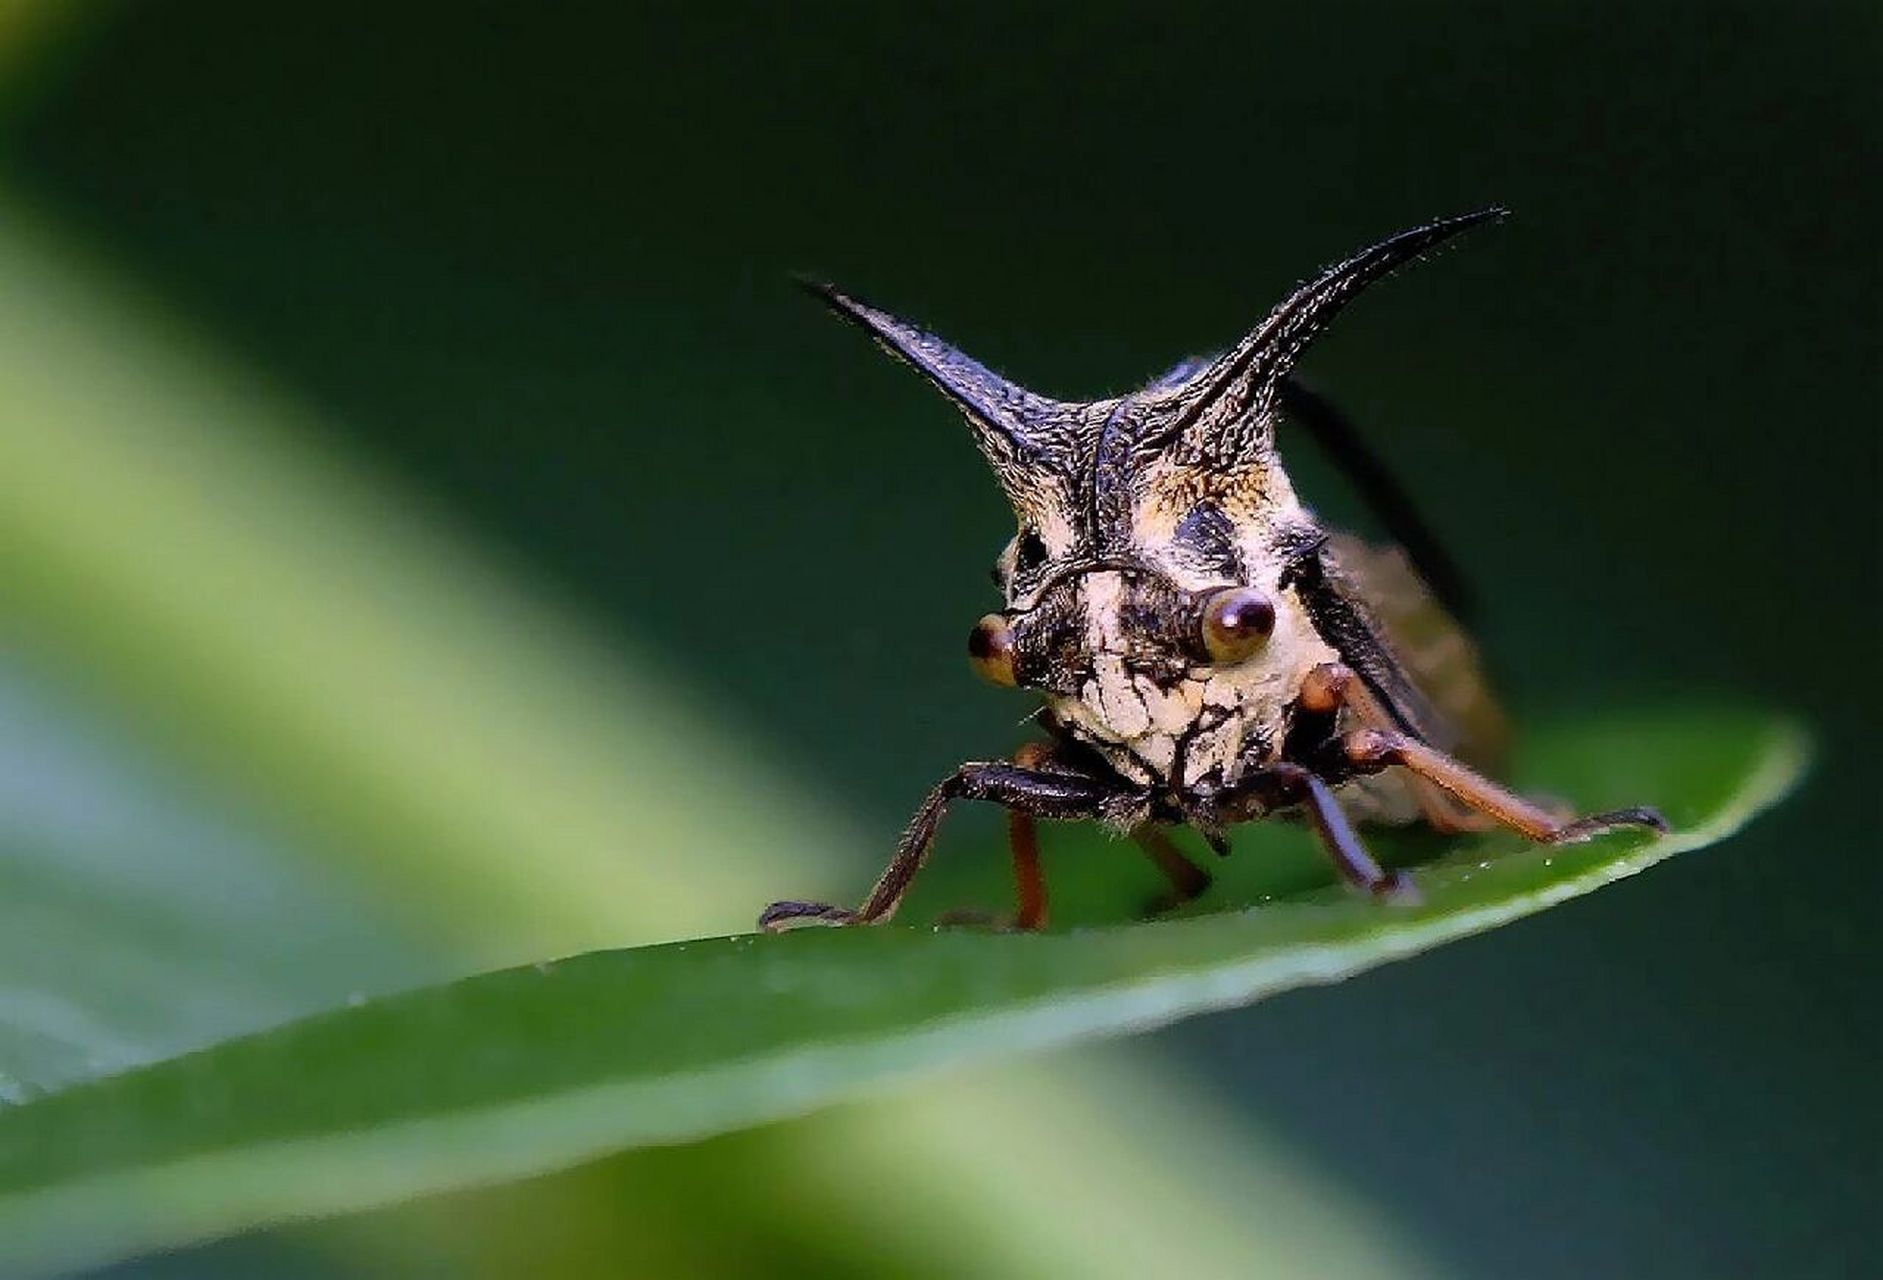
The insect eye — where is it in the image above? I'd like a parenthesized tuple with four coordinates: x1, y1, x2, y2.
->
(1200, 587, 1275, 665)
(967, 612, 1019, 687)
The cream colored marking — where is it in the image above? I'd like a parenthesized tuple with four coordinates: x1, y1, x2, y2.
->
(1136, 733, 1178, 775)
(1082, 572, 1128, 648)
(1140, 677, 1197, 737)
(1089, 658, 1151, 739)
(1200, 671, 1243, 709)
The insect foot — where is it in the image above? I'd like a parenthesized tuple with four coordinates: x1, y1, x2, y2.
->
(1542, 806, 1670, 845)
(1371, 868, 1422, 906)
(757, 900, 860, 932)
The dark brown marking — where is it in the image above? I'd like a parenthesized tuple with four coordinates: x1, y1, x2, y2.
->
(1172, 501, 1242, 576)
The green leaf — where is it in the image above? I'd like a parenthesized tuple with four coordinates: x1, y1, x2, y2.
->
(0, 707, 1804, 1274)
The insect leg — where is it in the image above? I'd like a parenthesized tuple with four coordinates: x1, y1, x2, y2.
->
(1291, 660, 1499, 833)
(758, 756, 1130, 932)
(1002, 808, 1049, 930)
(1339, 729, 1668, 843)
(928, 801, 1048, 930)
(1132, 825, 1213, 915)
(1001, 743, 1059, 930)
(1235, 762, 1414, 899)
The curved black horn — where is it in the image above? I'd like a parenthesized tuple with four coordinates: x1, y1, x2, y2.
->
(798, 280, 1082, 490)
(1162, 208, 1508, 465)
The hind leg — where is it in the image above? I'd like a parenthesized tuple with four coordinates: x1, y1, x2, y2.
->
(1133, 826, 1213, 916)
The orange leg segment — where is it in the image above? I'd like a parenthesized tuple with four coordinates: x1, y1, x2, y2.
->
(1341, 727, 1667, 844)
(1007, 809, 1048, 931)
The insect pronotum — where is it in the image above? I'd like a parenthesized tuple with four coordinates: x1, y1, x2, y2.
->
(761, 209, 1665, 932)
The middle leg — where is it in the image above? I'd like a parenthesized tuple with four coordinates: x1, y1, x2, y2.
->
(1230, 761, 1415, 899)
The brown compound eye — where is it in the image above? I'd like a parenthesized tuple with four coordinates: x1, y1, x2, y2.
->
(968, 612, 1019, 687)
(1200, 586, 1275, 664)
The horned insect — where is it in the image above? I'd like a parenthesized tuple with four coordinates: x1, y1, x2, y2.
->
(760, 209, 1666, 933)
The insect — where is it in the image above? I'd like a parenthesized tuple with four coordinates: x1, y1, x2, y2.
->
(760, 209, 1665, 932)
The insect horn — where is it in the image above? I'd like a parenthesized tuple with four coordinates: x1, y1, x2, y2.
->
(797, 278, 1081, 500)
(1160, 208, 1509, 467)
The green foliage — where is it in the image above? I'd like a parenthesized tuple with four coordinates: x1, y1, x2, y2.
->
(0, 709, 1804, 1274)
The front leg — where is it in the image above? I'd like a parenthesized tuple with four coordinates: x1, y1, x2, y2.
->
(1227, 762, 1415, 899)
(758, 752, 1138, 932)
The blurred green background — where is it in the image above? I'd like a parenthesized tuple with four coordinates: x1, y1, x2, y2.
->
(0, 2, 1873, 1277)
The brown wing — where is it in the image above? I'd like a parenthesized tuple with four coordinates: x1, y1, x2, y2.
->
(1322, 532, 1509, 773)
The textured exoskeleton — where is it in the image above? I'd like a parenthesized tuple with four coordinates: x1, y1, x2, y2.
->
(761, 210, 1664, 931)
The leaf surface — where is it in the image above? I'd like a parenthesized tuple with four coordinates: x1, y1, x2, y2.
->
(0, 708, 1806, 1274)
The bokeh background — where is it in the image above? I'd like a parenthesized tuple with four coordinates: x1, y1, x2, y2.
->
(0, 3, 1874, 1277)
